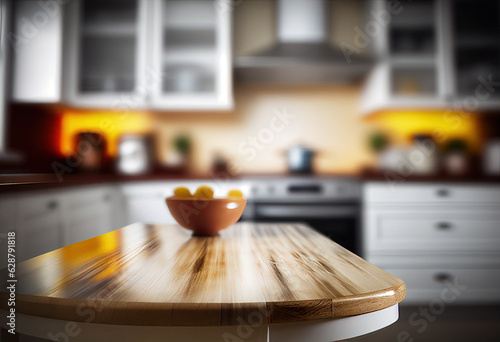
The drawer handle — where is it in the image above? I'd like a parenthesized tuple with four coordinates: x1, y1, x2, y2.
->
(436, 222, 452, 230)
(434, 273, 453, 283)
(47, 201, 58, 210)
(436, 189, 449, 197)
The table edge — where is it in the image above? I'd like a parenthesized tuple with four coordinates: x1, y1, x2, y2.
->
(0, 282, 405, 326)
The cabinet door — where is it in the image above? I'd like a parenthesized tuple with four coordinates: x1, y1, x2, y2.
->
(63, 187, 116, 246)
(16, 194, 63, 262)
(11, 0, 63, 102)
(447, 0, 500, 108)
(122, 181, 180, 224)
(361, 0, 448, 115)
(0, 197, 17, 268)
(365, 209, 500, 253)
(126, 196, 176, 225)
(150, 0, 232, 110)
(65, 200, 112, 245)
(384, 267, 500, 304)
(64, 0, 148, 107)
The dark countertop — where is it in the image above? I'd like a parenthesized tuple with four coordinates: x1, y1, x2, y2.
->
(0, 172, 240, 194)
(2, 170, 500, 194)
(360, 169, 500, 184)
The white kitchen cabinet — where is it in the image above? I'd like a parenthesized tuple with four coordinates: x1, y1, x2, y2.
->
(361, 0, 500, 115)
(0, 179, 245, 264)
(444, 0, 500, 109)
(64, 0, 149, 108)
(0, 185, 124, 264)
(15, 191, 63, 262)
(384, 267, 500, 303)
(363, 182, 500, 304)
(0, 197, 17, 268)
(149, 0, 233, 110)
(364, 182, 500, 204)
(361, 0, 448, 115)
(122, 180, 242, 224)
(121, 181, 179, 224)
(0, 197, 16, 233)
(11, 0, 64, 103)
(62, 186, 121, 246)
(63, 0, 232, 110)
(365, 208, 500, 253)
(126, 196, 176, 225)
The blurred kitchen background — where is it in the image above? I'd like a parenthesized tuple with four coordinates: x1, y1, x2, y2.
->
(1, 0, 500, 341)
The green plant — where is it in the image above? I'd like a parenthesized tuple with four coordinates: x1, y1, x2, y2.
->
(174, 134, 191, 155)
(368, 131, 389, 153)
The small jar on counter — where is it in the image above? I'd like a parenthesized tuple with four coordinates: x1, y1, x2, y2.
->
(406, 134, 439, 176)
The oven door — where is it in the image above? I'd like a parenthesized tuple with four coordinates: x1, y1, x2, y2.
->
(245, 202, 360, 255)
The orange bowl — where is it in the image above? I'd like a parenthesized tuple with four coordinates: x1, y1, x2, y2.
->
(166, 197, 247, 236)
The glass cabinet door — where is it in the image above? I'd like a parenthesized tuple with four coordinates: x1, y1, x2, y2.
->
(388, 0, 440, 102)
(451, 0, 500, 98)
(65, 0, 147, 107)
(150, 0, 232, 110)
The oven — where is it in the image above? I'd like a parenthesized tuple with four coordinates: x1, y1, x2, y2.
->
(241, 177, 361, 255)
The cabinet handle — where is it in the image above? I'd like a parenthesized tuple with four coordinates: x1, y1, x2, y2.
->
(436, 188, 449, 197)
(436, 222, 452, 230)
(434, 273, 453, 283)
(47, 201, 58, 210)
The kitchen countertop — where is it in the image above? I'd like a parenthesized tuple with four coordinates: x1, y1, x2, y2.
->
(0, 172, 239, 193)
(360, 169, 500, 183)
(1, 222, 405, 326)
(0, 172, 358, 194)
(2, 170, 499, 194)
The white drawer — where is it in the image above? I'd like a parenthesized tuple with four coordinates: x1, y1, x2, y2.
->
(364, 183, 500, 204)
(365, 210, 500, 253)
(367, 254, 500, 269)
(385, 268, 500, 304)
(17, 192, 61, 217)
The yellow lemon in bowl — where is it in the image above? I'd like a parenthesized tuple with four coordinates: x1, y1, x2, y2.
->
(173, 186, 192, 198)
(194, 185, 214, 199)
(228, 189, 243, 198)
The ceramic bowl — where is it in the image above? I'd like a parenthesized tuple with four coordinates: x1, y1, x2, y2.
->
(166, 197, 247, 236)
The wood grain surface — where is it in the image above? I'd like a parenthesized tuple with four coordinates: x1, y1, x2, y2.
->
(0, 223, 405, 326)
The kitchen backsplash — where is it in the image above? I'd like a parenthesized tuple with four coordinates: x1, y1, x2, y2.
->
(57, 85, 483, 175)
(152, 85, 374, 174)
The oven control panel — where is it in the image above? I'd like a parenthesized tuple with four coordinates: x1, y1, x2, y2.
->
(243, 177, 360, 202)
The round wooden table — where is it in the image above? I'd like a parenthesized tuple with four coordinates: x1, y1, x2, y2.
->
(1, 223, 406, 341)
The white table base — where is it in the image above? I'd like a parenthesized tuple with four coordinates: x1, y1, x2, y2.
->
(1, 305, 398, 342)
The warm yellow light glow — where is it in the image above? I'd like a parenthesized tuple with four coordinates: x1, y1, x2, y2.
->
(367, 110, 483, 152)
(58, 231, 122, 284)
(60, 111, 153, 156)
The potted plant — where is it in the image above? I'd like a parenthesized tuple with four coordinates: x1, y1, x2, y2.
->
(164, 133, 192, 173)
(367, 131, 404, 172)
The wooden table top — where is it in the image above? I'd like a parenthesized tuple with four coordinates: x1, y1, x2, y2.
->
(1, 223, 405, 326)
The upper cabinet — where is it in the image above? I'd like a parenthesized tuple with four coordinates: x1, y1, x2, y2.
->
(11, 0, 64, 103)
(361, 0, 500, 115)
(447, 0, 500, 108)
(65, 0, 232, 110)
(64, 0, 147, 108)
(149, 0, 232, 110)
(361, 0, 447, 114)
(11, 0, 233, 111)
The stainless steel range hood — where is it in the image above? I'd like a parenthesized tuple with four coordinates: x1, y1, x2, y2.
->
(234, 0, 373, 84)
